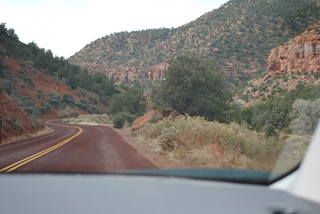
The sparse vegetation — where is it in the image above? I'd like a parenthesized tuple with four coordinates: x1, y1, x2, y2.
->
(132, 115, 308, 171)
(63, 114, 112, 125)
(69, 0, 320, 84)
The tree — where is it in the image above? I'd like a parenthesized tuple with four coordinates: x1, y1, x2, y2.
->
(93, 72, 105, 84)
(151, 52, 230, 121)
(290, 99, 320, 134)
(109, 88, 146, 116)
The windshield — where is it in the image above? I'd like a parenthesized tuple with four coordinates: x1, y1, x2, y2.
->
(1, 0, 320, 184)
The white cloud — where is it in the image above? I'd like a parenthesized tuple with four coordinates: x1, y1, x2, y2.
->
(0, 0, 227, 58)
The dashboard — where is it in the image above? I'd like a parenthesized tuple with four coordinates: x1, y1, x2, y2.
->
(1, 173, 319, 214)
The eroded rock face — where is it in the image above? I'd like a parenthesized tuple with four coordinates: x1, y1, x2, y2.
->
(267, 26, 320, 77)
(88, 62, 168, 83)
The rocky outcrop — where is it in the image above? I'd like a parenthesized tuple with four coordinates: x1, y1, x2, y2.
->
(130, 110, 160, 131)
(267, 25, 320, 78)
(77, 62, 168, 83)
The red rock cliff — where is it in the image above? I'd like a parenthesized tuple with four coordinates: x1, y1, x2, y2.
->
(79, 62, 168, 83)
(267, 25, 320, 78)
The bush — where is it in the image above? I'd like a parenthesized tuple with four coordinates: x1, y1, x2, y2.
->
(18, 70, 34, 87)
(62, 94, 76, 107)
(89, 96, 98, 105)
(48, 92, 61, 109)
(76, 102, 88, 111)
(264, 124, 276, 138)
(18, 96, 35, 108)
(23, 106, 38, 118)
(79, 98, 87, 104)
(39, 103, 52, 115)
(0, 70, 13, 79)
(58, 106, 77, 118)
(109, 88, 146, 116)
(132, 116, 287, 171)
(0, 79, 14, 95)
(113, 112, 137, 129)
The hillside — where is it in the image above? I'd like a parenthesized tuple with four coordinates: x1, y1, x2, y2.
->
(234, 23, 320, 105)
(69, 0, 320, 84)
(0, 56, 81, 141)
(0, 24, 118, 143)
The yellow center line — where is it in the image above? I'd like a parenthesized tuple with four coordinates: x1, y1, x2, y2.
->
(0, 120, 83, 173)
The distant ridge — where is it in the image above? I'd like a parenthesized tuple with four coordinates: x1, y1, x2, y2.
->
(69, 0, 320, 84)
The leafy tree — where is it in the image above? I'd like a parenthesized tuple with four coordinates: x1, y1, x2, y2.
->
(67, 73, 79, 89)
(0, 23, 19, 40)
(113, 112, 137, 129)
(151, 52, 231, 121)
(93, 72, 105, 84)
(109, 88, 146, 116)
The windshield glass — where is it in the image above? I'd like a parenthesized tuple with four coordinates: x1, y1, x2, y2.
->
(1, 0, 320, 184)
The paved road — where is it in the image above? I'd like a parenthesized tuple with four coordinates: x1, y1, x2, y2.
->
(0, 120, 157, 173)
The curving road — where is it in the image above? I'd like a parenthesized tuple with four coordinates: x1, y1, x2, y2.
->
(0, 120, 157, 173)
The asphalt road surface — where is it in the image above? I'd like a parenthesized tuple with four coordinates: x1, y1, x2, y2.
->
(0, 120, 157, 173)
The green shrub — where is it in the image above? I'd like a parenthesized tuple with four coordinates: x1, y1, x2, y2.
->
(0, 79, 14, 95)
(79, 98, 87, 104)
(39, 102, 52, 115)
(76, 102, 88, 111)
(62, 94, 76, 107)
(23, 106, 38, 118)
(89, 96, 98, 105)
(18, 96, 34, 107)
(0, 70, 13, 79)
(48, 92, 61, 109)
(315, 72, 320, 79)
(37, 93, 43, 99)
(113, 112, 137, 129)
(264, 124, 276, 138)
(18, 70, 34, 87)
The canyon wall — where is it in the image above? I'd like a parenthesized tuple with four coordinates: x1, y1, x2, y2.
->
(267, 26, 320, 78)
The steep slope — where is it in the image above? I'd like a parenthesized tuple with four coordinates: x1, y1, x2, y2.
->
(69, 0, 320, 84)
(0, 24, 113, 143)
(0, 55, 91, 142)
(234, 23, 320, 105)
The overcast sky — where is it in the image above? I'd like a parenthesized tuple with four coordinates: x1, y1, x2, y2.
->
(1, 0, 229, 58)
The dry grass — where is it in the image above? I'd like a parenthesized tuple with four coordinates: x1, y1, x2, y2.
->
(132, 116, 309, 172)
(62, 114, 112, 125)
(1, 127, 53, 144)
